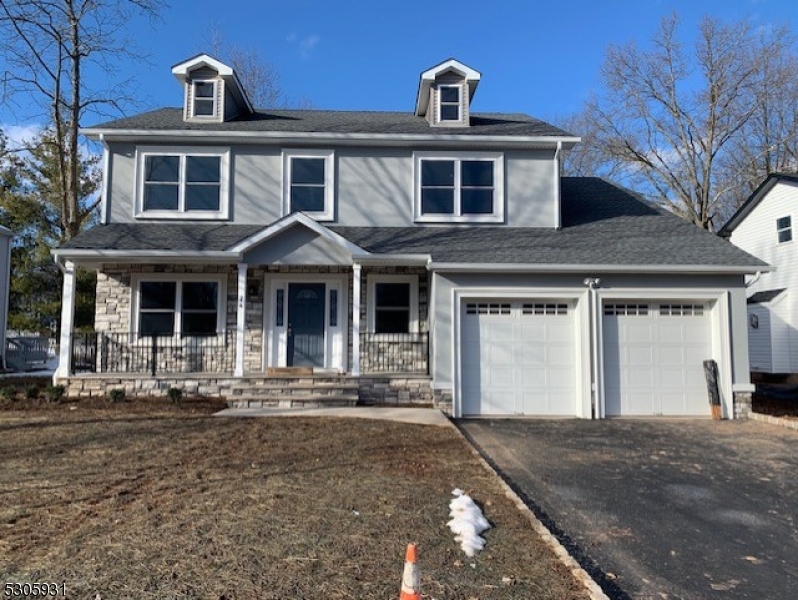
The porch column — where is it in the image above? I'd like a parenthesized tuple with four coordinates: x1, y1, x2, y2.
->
(352, 263, 361, 376)
(55, 260, 76, 379)
(234, 263, 247, 377)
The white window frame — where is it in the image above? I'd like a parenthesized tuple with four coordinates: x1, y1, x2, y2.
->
(367, 274, 419, 335)
(282, 149, 335, 221)
(135, 146, 230, 220)
(413, 151, 504, 223)
(437, 84, 463, 123)
(190, 79, 219, 119)
(131, 273, 227, 338)
(777, 215, 792, 244)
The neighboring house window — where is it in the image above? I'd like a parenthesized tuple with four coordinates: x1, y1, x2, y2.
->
(777, 216, 792, 243)
(414, 152, 504, 223)
(282, 149, 335, 220)
(191, 80, 217, 118)
(136, 147, 230, 219)
(368, 275, 419, 334)
(438, 85, 461, 122)
(135, 277, 223, 336)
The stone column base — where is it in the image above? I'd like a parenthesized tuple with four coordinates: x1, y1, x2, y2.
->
(733, 391, 752, 419)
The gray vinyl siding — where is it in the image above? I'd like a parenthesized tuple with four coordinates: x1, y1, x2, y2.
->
(430, 271, 751, 391)
(106, 143, 558, 227)
(243, 227, 351, 265)
(747, 303, 773, 372)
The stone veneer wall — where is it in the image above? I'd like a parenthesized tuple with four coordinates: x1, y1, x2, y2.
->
(733, 391, 752, 419)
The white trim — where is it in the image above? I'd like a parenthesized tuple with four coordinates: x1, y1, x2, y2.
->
(366, 274, 419, 334)
(451, 287, 591, 419)
(416, 59, 481, 117)
(226, 212, 367, 256)
(99, 134, 110, 224)
(437, 84, 463, 123)
(281, 149, 335, 221)
(82, 128, 581, 149)
(51, 249, 236, 263)
(413, 151, 505, 224)
(352, 264, 361, 376)
(264, 273, 348, 371)
(55, 261, 76, 378)
(172, 54, 234, 77)
(596, 289, 732, 419)
(733, 383, 755, 393)
(134, 146, 230, 220)
(189, 79, 219, 120)
(234, 264, 247, 376)
(130, 273, 227, 338)
(430, 262, 770, 274)
(553, 141, 562, 230)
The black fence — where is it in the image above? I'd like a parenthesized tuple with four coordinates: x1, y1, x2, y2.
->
(71, 332, 236, 375)
(359, 332, 429, 374)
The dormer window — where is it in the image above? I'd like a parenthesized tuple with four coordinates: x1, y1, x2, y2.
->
(439, 85, 461, 121)
(192, 80, 217, 118)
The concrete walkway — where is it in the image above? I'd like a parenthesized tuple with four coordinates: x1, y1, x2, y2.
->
(215, 405, 453, 427)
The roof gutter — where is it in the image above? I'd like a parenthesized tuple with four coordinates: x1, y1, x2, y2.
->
(429, 262, 771, 275)
(51, 249, 239, 264)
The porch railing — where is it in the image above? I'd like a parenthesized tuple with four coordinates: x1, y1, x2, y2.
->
(359, 332, 429, 374)
(71, 331, 236, 375)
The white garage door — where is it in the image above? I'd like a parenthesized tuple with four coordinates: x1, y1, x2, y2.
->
(461, 301, 577, 416)
(603, 302, 712, 416)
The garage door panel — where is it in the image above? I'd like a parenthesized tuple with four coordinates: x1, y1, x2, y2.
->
(461, 300, 577, 416)
(604, 302, 711, 416)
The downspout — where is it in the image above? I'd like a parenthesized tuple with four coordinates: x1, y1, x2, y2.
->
(99, 133, 110, 225)
(745, 270, 762, 289)
(554, 141, 562, 230)
(584, 277, 601, 418)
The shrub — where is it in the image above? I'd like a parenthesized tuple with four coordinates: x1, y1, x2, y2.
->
(107, 388, 126, 403)
(166, 387, 183, 404)
(25, 385, 40, 400)
(45, 384, 66, 403)
(0, 386, 15, 400)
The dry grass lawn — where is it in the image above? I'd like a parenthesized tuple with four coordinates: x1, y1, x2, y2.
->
(0, 399, 588, 599)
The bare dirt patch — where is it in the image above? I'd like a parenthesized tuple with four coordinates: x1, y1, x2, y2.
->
(753, 385, 798, 420)
(0, 404, 588, 599)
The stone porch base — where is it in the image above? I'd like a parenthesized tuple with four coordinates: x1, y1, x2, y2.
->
(56, 373, 441, 409)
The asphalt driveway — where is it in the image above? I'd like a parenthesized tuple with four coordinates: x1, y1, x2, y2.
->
(458, 419, 798, 600)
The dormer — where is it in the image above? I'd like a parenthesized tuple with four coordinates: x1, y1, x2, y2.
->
(171, 54, 253, 123)
(414, 59, 481, 127)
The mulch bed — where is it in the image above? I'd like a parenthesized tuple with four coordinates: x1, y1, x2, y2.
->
(0, 400, 588, 599)
(753, 384, 798, 420)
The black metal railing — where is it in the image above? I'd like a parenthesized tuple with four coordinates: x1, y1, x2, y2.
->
(359, 332, 429, 374)
(71, 331, 236, 375)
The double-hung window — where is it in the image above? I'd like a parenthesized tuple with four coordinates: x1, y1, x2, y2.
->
(414, 152, 504, 223)
(282, 149, 334, 220)
(137, 147, 229, 219)
(137, 278, 222, 336)
(438, 85, 461, 122)
(777, 216, 792, 243)
(368, 275, 418, 334)
(191, 80, 218, 118)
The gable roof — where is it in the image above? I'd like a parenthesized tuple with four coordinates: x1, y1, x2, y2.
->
(56, 178, 767, 272)
(81, 108, 576, 143)
(415, 58, 481, 117)
(171, 53, 253, 114)
(719, 172, 798, 237)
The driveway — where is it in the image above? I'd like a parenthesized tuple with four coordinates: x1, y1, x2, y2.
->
(458, 419, 798, 600)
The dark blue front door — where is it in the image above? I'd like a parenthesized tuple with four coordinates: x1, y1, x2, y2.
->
(287, 283, 325, 367)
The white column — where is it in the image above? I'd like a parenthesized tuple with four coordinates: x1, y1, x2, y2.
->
(351, 263, 361, 376)
(234, 263, 247, 377)
(55, 261, 76, 379)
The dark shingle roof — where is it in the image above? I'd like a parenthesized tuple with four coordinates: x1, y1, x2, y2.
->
(59, 178, 766, 269)
(85, 107, 573, 138)
(747, 289, 786, 304)
(720, 172, 798, 236)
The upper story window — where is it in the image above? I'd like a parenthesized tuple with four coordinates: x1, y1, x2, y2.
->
(282, 149, 334, 221)
(136, 146, 230, 220)
(438, 85, 461, 122)
(777, 216, 792, 243)
(191, 80, 218, 118)
(135, 276, 224, 337)
(414, 151, 504, 223)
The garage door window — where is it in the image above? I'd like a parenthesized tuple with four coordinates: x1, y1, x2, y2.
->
(465, 303, 511, 315)
(522, 303, 568, 315)
(660, 304, 704, 316)
(604, 304, 649, 316)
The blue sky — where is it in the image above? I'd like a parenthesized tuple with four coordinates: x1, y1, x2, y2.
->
(0, 0, 794, 135)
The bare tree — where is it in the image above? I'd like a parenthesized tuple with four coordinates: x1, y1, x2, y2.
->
(0, 0, 163, 240)
(561, 14, 797, 230)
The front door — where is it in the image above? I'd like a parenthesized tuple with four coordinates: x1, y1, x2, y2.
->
(287, 283, 326, 367)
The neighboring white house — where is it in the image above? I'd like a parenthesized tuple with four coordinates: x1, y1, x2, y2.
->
(0, 226, 11, 369)
(721, 173, 798, 374)
(51, 54, 766, 418)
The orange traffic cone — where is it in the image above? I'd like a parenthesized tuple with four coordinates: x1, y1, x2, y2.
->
(399, 543, 421, 600)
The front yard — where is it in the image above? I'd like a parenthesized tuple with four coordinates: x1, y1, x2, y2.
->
(0, 400, 588, 599)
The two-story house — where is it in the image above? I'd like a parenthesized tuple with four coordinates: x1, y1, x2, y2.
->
(53, 54, 764, 418)
(721, 173, 798, 375)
